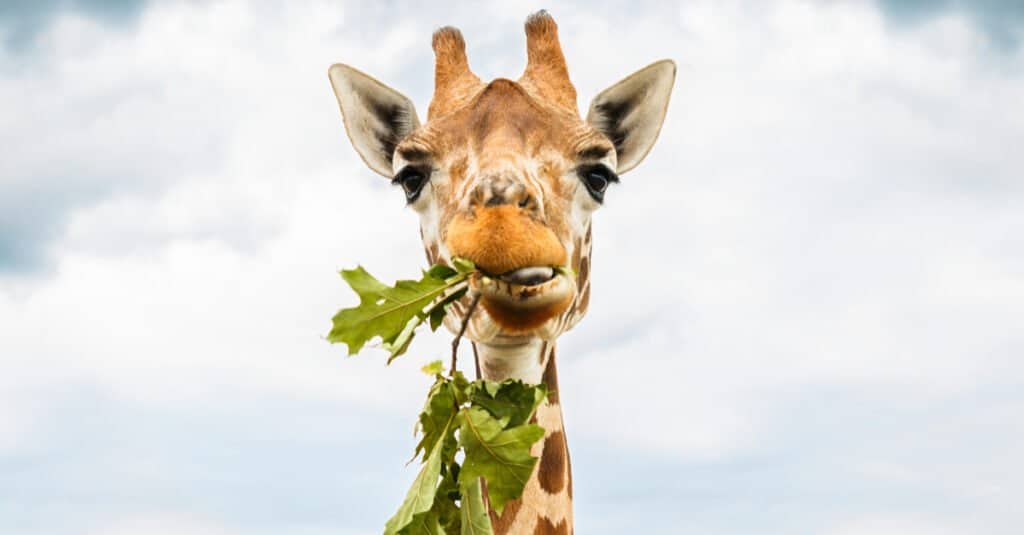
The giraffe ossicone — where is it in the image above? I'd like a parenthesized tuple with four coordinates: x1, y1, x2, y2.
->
(328, 11, 674, 534)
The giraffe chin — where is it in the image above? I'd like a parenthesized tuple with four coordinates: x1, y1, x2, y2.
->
(472, 271, 576, 334)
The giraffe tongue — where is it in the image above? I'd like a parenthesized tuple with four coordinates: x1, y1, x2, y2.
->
(498, 266, 556, 286)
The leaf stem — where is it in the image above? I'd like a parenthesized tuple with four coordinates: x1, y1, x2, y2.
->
(472, 342, 481, 380)
(450, 290, 482, 376)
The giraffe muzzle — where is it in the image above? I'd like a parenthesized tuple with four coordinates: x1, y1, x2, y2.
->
(470, 268, 575, 333)
(446, 204, 573, 332)
(444, 204, 567, 275)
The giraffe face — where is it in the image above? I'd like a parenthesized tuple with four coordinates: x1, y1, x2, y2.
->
(328, 12, 675, 344)
(393, 78, 612, 339)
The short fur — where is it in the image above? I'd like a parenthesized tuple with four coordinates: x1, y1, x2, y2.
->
(327, 10, 675, 534)
(446, 205, 567, 275)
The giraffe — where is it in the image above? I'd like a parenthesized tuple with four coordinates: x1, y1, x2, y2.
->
(328, 11, 674, 534)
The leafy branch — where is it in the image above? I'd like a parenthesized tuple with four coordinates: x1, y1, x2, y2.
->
(327, 260, 548, 534)
(327, 257, 475, 363)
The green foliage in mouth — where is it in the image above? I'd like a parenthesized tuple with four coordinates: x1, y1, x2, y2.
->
(327, 258, 549, 534)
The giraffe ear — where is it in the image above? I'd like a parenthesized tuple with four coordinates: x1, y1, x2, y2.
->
(328, 64, 421, 178)
(586, 60, 676, 174)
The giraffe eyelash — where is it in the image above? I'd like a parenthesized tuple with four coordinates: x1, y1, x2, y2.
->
(392, 165, 432, 203)
(576, 163, 619, 203)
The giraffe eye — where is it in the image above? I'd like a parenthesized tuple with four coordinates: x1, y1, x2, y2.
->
(393, 166, 430, 202)
(577, 164, 618, 203)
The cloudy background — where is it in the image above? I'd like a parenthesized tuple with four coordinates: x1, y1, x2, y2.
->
(1, 0, 1022, 533)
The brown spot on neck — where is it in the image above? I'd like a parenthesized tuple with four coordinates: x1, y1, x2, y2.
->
(577, 284, 590, 317)
(533, 517, 570, 535)
(576, 251, 590, 287)
(542, 349, 560, 404)
(537, 430, 567, 494)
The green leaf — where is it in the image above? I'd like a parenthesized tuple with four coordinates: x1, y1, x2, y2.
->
(428, 306, 447, 332)
(420, 360, 444, 376)
(382, 315, 423, 363)
(457, 407, 545, 515)
(450, 371, 472, 406)
(436, 463, 463, 534)
(428, 286, 468, 332)
(415, 380, 458, 462)
(401, 509, 445, 535)
(460, 477, 494, 535)
(426, 264, 458, 280)
(554, 265, 576, 278)
(384, 438, 445, 535)
(452, 257, 476, 274)
(481, 381, 500, 398)
(343, 266, 392, 301)
(327, 266, 470, 361)
(470, 380, 547, 429)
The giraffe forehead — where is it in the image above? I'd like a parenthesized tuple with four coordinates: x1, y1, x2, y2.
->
(464, 80, 569, 149)
(407, 79, 600, 172)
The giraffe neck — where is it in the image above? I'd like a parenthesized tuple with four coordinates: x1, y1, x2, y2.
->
(475, 339, 573, 535)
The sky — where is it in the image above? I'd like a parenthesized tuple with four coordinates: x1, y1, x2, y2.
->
(1, 1, 1022, 533)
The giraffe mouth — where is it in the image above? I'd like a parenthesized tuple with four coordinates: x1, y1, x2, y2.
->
(497, 266, 556, 286)
(471, 266, 575, 332)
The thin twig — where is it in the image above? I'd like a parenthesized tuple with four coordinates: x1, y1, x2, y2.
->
(450, 291, 481, 376)
(471, 342, 481, 380)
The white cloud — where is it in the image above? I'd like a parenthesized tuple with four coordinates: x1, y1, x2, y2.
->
(552, 0, 1024, 465)
(83, 512, 372, 535)
(2, 0, 1023, 533)
(826, 513, 966, 535)
(87, 513, 236, 535)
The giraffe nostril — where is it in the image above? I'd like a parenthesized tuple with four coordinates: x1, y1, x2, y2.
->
(473, 176, 537, 211)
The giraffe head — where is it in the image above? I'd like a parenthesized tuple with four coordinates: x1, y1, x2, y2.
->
(329, 11, 674, 346)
